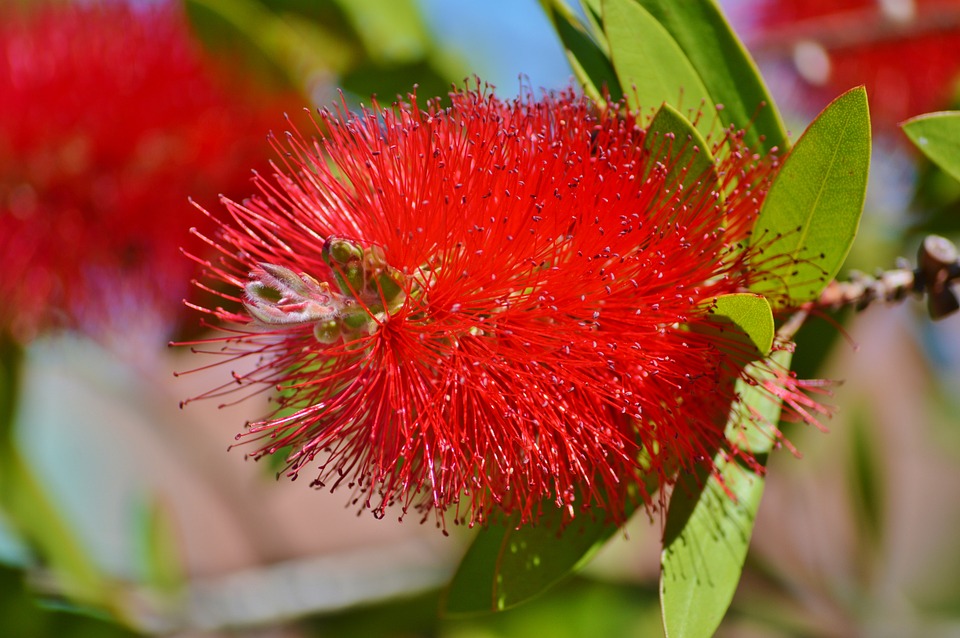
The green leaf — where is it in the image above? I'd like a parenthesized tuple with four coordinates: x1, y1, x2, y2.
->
(724, 348, 793, 455)
(644, 104, 719, 194)
(602, 0, 714, 123)
(749, 87, 871, 307)
(660, 458, 763, 638)
(579, 0, 608, 46)
(902, 111, 960, 183)
(707, 293, 775, 360)
(443, 506, 625, 616)
(443, 521, 507, 615)
(661, 342, 793, 637)
(541, 0, 622, 103)
(634, 0, 788, 155)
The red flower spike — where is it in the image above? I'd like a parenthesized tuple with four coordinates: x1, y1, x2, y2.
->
(0, 2, 297, 343)
(181, 84, 824, 528)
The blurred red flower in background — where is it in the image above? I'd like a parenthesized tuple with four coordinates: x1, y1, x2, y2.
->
(750, 0, 960, 129)
(0, 1, 297, 343)
(182, 85, 824, 527)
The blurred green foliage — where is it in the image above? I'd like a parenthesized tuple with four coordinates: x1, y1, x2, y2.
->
(0, 564, 140, 638)
(310, 578, 663, 638)
(184, 0, 463, 103)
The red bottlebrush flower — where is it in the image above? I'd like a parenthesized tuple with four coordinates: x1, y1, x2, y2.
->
(0, 1, 296, 343)
(182, 84, 816, 527)
(748, 0, 960, 129)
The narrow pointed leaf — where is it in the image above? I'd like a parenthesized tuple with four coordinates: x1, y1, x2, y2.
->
(635, 0, 788, 155)
(749, 87, 871, 307)
(579, 0, 607, 46)
(901, 111, 960, 182)
(661, 347, 791, 638)
(602, 0, 714, 122)
(541, 0, 622, 103)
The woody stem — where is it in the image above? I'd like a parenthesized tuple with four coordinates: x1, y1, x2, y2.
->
(814, 235, 960, 320)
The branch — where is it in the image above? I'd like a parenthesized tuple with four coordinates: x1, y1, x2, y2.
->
(815, 235, 960, 320)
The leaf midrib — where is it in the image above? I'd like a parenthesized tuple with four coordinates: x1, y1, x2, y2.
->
(786, 108, 852, 261)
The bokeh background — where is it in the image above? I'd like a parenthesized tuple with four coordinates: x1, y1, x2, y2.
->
(2, 1, 960, 636)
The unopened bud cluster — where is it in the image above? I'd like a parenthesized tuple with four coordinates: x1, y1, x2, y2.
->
(244, 238, 406, 343)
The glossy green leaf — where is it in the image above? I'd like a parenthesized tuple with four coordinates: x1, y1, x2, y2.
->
(634, 0, 788, 155)
(902, 111, 960, 183)
(541, 0, 622, 103)
(749, 87, 871, 307)
(443, 507, 625, 616)
(644, 104, 718, 194)
(602, 0, 714, 122)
